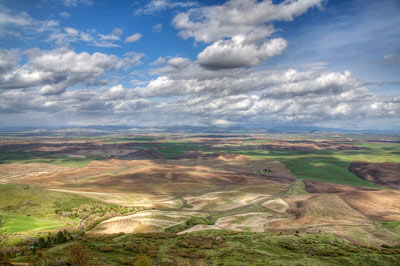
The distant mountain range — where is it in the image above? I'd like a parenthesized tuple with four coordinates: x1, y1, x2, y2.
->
(0, 125, 399, 135)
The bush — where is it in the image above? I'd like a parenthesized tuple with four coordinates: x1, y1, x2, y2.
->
(134, 254, 151, 266)
(120, 258, 133, 265)
(68, 243, 90, 266)
(280, 242, 296, 251)
(99, 245, 114, 252)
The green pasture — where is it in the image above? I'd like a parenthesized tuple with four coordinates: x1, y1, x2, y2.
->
(1, 212, 69, 233)
(154, 141, 204, 158)
(0, 184, 115, 233)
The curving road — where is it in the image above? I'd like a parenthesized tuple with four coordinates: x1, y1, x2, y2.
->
(15, 235, 37, 243)
(72, 216, 88, 237)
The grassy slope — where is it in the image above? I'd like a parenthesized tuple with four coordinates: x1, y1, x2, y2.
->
(0, 184, 114, 234)
(14, 231, 400, 266)
(1, 212, 69, 233)
(286, 179, 309, 195)
(381, 221, 400, 235)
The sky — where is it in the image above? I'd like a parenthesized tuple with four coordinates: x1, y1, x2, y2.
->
(0, 0, 399, 130)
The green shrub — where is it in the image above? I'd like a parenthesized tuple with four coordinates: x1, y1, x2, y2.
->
(134, 254, 151, 266)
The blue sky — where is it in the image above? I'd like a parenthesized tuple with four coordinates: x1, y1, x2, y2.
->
(0, 0, 399, 129)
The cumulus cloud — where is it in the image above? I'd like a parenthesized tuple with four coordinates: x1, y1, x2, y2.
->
(137, 59, 369, 101)
(173, 0, 323, 43)
(198, 36, 287, 69)
(0, 49, 20, 75)
(125, 33, 142, 43)
(261, 70, 362, 99)
(116, 52, 145, 69)
(135, 0, 198, 16)
(0, 7, 119, 48)
(173, 0, 322, 69)
(0, 0, 397, 128)
(0, 47, 143, 95)
(1, 63, 398, 127)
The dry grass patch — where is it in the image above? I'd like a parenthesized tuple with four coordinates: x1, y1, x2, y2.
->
(184, 190, 269, 212)
(262, 198, 289, 213)
(340, 190, 400, 221)
(89, 210, 206, 234)
(215, 212, 284, 232)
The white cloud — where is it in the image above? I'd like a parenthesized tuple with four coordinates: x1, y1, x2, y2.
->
(382, 53, 400, 66)
(0, 49, 20, 75)
(48, 27, 122, 47)
(125, 33, 142, 43)
(1, 63, 398, 128)
(173, 0, 322, 69)
(59, 12, 70, 19)
(116, 52, 145, 70)
(59, 0, 93, 7)
(135, 0, 198, 16)
(173, 0, 323, 43)
(153, 23, 162, 32)
(0, 10, 31, 26)
(98, 28, 123, 42)
(213, 119, 235, 125)
(150, 56, 167, 66)
(0, 8, 58, 35)
(167, 57, 190, 69)
(112, 28, 123, 36)
(0, 47, 143, 95)
(198, 36, 287, 69)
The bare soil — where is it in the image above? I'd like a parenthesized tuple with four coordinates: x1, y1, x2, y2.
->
(304, 180, 377, 194)
(348, 162, 400, 189)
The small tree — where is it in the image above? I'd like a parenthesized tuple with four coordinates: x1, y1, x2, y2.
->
(46, 236, 52, 248)
(68, 243, 90, 266)
(56, 231, 67, 244)
(38, 237, 46, 249)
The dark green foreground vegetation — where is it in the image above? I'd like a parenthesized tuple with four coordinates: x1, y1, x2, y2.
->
(6, 230, 400, 266)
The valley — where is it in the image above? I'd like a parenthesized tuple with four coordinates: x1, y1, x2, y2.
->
(0, 131, 399, 265)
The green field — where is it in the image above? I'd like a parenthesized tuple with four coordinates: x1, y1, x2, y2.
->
(286, 179, 309, 195)
(1, 212, 71, 233)
(154, 142, 204, 158)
